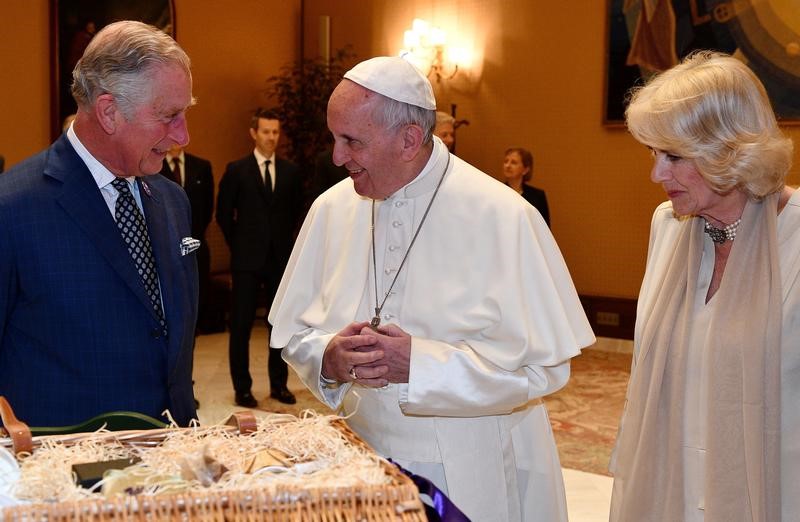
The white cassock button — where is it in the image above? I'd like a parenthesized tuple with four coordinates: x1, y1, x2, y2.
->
(394, 201, 405, 207)
(388, 245, 398, 252)
(392, 220, 403, 228)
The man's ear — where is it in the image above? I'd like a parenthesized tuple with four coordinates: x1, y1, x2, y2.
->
(94, 94, 119, 135)
(399, 124, 425, 161)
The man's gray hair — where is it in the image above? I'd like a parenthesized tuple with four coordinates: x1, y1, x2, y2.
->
(374, 95, 437, 144)
(435, 111, 455, 126)
(71, 20, 191, 119)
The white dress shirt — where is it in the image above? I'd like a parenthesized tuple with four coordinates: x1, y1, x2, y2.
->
(66, 124, 145, 215)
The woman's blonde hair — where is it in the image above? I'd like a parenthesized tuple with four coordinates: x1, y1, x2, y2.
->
(625, 51, 792, 198)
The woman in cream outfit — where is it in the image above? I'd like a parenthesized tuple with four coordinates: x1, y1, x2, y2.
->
(610, 51, 799, 521)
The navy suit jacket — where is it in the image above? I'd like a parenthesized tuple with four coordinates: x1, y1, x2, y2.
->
(0, 135, 198, 427)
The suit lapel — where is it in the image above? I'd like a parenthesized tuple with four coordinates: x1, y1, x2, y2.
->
(49, 137, 156, 317)
(139, 177, 197, 371)
(182, 156, 195, 188)
(138, 178, 179, 328)
(159, 159, 174, 182)
(272, 160, 283, 195)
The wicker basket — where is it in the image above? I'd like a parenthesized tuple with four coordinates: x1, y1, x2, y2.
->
(0, 400, 426, 521)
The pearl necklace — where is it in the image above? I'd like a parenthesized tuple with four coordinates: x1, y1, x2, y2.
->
(704, 218, 741, 244)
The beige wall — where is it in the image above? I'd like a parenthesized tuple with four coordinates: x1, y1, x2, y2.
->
(171, 0, 300, 177)
(303, 0, 800, 298)
(0, 3, 50, 165)
(2, 1, 799, 299)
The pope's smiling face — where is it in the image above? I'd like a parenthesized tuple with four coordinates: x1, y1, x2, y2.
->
(327, 81, 407, 200)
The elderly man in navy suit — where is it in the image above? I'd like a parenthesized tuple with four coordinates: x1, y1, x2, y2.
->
(0, 21, 198, 427)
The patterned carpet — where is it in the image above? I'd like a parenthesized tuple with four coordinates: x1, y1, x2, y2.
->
(252, 388, 333, 416)
(545, 349, 632, 476)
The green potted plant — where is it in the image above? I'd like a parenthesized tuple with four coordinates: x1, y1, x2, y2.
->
(266, 47, 356, 176)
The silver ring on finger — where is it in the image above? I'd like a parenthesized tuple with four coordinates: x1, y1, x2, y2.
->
(349, 366, 358, 380)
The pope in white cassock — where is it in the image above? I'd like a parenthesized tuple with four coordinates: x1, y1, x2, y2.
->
(269, 56, 595, 522)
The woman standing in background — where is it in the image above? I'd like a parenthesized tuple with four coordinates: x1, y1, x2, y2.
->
(503, 147, 550, 227)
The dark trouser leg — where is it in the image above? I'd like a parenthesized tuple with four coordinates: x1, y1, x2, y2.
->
(264, 269, 289, 391)
(229, 270, 259, 394)
(268, 347, 289, 390)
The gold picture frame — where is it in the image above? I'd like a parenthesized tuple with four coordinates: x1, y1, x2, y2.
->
(604, 0, 800, 125)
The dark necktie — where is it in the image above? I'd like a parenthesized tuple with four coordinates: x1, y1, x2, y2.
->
(171, 157, 182, 186)
(263, 159, 272, 194)
(111, 178, 167, 335)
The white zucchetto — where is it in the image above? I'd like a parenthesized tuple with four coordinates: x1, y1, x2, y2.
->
(343, 56, 436, 111)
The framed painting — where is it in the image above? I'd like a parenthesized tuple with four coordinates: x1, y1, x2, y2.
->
(604, 0, 800, 125)
(50, 0, 175, 140)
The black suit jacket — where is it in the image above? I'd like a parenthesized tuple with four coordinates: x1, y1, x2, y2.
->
(160, 153, 214, 242)
(521, 184, 550, 227)
(216, 153, 303, 272)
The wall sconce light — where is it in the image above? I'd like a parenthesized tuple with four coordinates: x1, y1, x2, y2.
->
(400, 18, 471, 83)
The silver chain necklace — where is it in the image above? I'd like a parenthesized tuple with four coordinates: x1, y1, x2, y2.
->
(370, 153, 450, 329)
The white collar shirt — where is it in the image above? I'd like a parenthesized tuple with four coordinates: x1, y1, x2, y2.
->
(66, 123, 145, 216)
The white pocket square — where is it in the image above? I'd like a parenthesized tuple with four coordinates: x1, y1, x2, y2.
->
(180, 237, 201, 256)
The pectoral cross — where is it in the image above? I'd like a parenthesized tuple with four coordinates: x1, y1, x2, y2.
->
(370, 309, 381, 330)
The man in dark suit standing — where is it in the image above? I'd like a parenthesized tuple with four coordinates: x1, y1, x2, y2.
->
(0, 21, 198, 427)
(161, 145, 215, 333)
(216, 108, 302, 407)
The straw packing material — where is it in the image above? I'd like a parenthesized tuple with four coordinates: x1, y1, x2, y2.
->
(10, 412, 393, 503)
